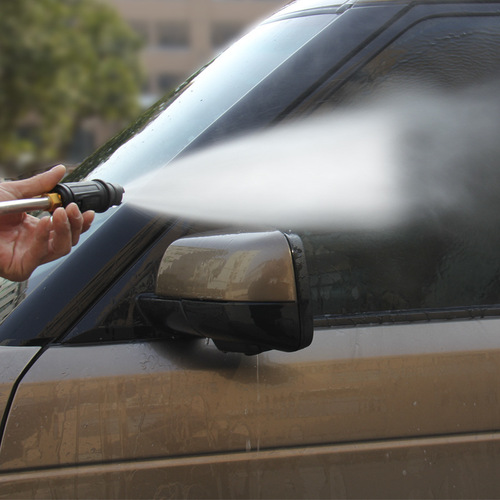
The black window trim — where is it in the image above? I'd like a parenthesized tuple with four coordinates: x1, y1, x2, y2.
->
(314, 305, 500, 328)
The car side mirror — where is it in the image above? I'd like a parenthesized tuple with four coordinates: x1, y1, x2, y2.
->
(137, 230, 312, 355)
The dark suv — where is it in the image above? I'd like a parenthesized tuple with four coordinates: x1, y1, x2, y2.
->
(1, 1, 500, 497)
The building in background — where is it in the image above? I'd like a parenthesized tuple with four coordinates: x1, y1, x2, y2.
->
(102, 0, 289, 107)
(67, 0, 288, 166)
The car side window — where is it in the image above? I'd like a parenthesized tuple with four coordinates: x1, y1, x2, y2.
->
(300, 14, 500, 320)
(325, 15, 500, 106)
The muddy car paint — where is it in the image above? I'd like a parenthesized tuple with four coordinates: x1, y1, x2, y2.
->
(0, 347, 40, 418)
(2, 0, 500, 497)
(2, 324, 500, 497)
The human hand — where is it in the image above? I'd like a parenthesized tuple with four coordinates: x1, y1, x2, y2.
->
(0, 165, 95, 281)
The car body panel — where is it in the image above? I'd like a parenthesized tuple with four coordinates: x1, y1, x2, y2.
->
(1, 319, 500, 493)
(0, 347, 40, 418)
(2, 433, 500, 498)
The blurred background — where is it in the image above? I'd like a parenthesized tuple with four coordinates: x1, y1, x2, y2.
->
(0, 0, 288, 179)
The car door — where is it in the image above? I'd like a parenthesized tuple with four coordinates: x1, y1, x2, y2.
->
(2, 2, 500, 498)
(2, 230, 500, 500)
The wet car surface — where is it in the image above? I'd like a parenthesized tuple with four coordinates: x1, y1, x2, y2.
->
(2, 0, 500, 497)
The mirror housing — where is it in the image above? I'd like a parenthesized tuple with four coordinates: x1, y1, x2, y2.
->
(138, 231, 312, 355)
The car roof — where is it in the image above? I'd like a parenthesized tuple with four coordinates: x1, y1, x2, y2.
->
(268, 0, 403, 20)
(271, 0, 489, 19)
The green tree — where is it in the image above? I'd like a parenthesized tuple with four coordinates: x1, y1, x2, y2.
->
(0, 0, 143, 177)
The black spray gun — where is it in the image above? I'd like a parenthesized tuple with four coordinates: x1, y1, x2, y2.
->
(0, 180, 124, 215)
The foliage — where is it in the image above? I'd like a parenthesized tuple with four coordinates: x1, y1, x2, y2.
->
(0, 0, 143, 176)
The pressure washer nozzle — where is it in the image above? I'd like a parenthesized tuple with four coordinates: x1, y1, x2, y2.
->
(53, 179, 124, 213)
(0, 179, 124, 216)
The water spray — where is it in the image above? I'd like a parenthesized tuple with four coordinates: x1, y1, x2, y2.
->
(0, 179, 124, 215)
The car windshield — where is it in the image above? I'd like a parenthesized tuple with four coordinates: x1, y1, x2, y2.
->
(0, 12, 337, 324)
(72, 13, 336, 187)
